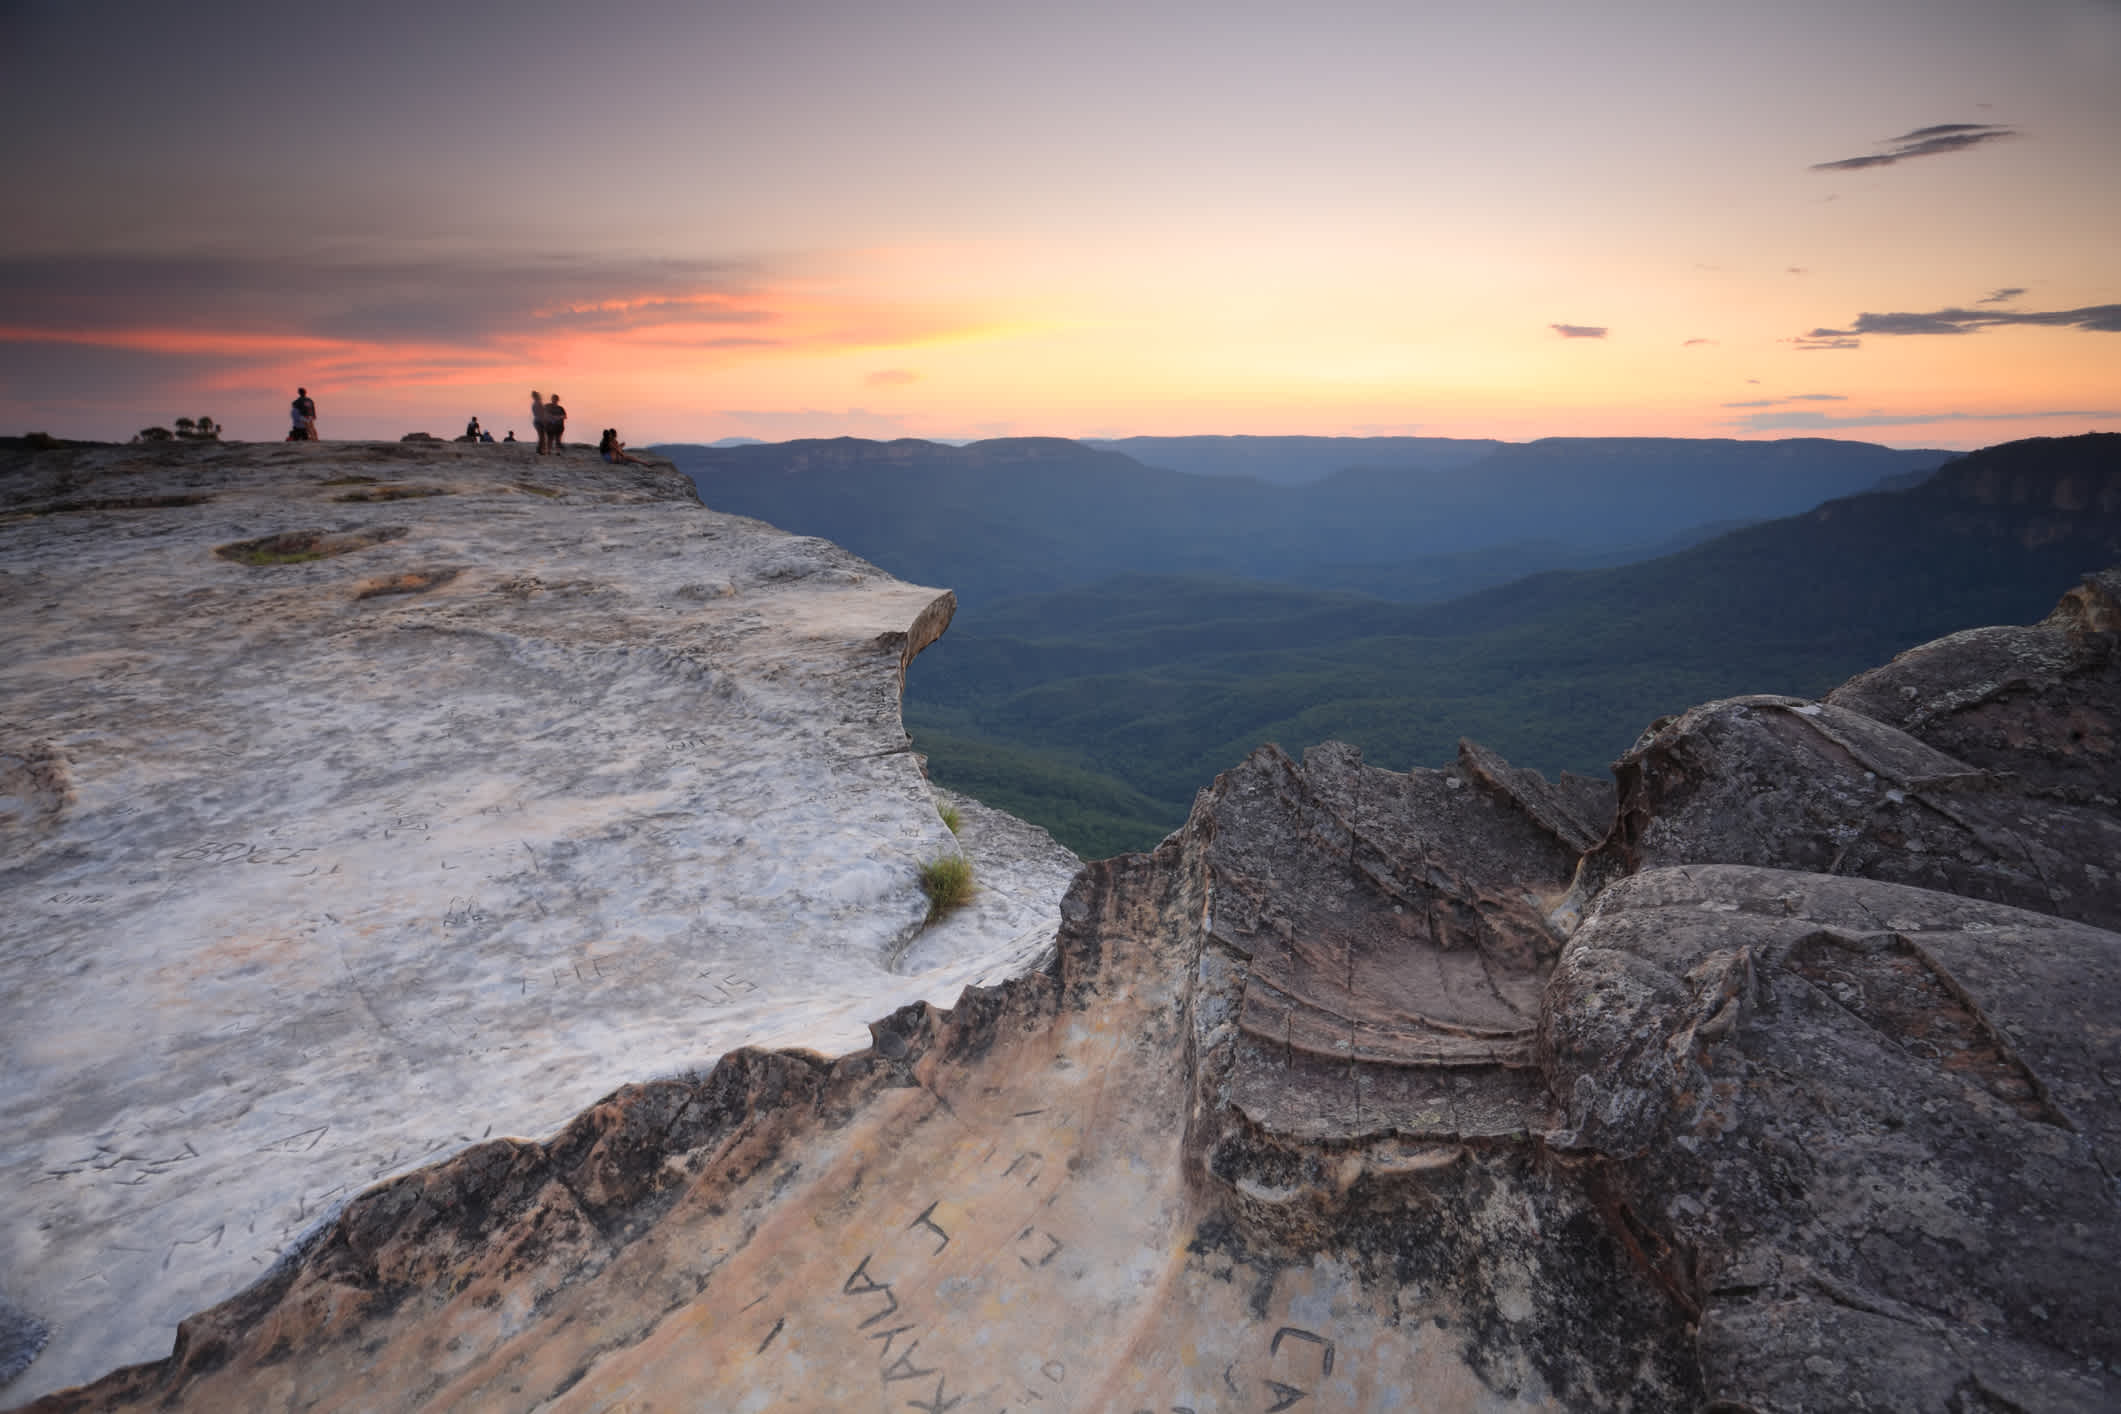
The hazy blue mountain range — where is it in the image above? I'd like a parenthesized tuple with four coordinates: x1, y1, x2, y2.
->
(1080, 434, 1508, 485)
(656, 435, 1951, 607)
(902, 434, 2120, 857)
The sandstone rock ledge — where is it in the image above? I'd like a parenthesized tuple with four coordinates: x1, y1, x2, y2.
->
(0, 440, 1078, 1404)
(23, 561, 2120, 1412)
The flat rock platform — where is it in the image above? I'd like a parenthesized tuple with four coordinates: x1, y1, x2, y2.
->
(0, 439, 1079, 1403)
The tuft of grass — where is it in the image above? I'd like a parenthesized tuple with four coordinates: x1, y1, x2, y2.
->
(217, 531, 328, 565)
(215, 524, 408, 566)
(938, 802, 963, 835)
(917, 854, 974, 920)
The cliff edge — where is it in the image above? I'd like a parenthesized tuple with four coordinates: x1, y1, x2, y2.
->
(0, 439, 1078, 1403)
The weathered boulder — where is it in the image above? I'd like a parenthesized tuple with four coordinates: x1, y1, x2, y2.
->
(1547, 864, 2121, 1412)
(1827, 567, 2121, 803)
(1587, 694, 2121, 931)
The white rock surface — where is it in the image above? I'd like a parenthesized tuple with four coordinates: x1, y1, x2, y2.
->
(0, 439, 1078, 1403)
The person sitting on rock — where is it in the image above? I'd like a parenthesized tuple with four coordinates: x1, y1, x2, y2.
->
(465, 416, 482, 441)
(290, 387, 317, 440)
(598, 428, 646, 466)
(479, 427, 496, 443)
(504, 429, 517, 442)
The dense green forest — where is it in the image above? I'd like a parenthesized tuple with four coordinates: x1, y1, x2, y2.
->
(905, 435, 2121, 858)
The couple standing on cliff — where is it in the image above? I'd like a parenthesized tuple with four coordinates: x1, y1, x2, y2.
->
(529, 392, 567, 454)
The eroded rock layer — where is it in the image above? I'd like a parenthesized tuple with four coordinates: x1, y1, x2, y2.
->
(0, 440, 1079, 1403)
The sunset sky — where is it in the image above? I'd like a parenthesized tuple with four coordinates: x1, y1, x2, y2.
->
(4, 0, 2117, 448)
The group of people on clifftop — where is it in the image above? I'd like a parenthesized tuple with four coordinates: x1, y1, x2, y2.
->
(277, 386, 647, 463)
(529, 391, 566, 453)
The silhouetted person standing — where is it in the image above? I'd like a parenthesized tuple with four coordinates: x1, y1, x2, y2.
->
(291, 387, 317, 440)
(531, 391, 549, 454)
(545, 393, 566, 452)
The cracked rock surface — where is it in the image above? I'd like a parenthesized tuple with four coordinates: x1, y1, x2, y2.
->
(0, 440, 1077, 1404)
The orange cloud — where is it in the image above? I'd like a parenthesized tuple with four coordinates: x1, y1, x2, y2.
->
(0, 324, 350, 357)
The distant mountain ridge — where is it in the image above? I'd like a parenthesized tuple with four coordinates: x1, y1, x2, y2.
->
(905, 433, 2121, 856)
(1081, 433, 1508, 485)
(657, 434, 1952, 607)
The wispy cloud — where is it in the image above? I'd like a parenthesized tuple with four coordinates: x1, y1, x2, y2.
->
(1729, 406, 2121, 433)
(1722, 394, 1847, 408)
(1790, 335, 1861, 351)
(1978, 287, 2027, 304)
(0, 250, 1005, 364)
(1550, 323, 1607, 339)
(1803, 302, 2121, 342)
(1812, 123, 2017, 172)
(0, 251, 761, 346)
(1682, 337, 1716, 347)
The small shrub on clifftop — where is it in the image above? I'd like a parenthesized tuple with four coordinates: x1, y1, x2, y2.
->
(938, 802, 963, 835)
(918, 854, 974, 920)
